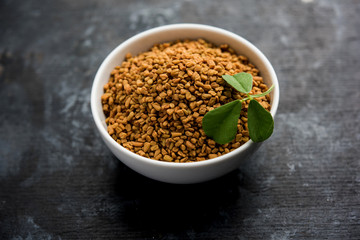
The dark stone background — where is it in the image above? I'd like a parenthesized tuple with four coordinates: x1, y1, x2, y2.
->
(0, 0, 359, 239)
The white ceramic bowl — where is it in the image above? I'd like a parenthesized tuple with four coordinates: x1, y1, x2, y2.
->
(91, 24, 279, 184)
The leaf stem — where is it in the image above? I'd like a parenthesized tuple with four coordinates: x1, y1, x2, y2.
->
(240, 85, 274, 102)
(246, 93, 253, 100)
(250, 85, 274, 98)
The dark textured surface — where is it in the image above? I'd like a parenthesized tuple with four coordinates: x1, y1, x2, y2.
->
(0, 0, 359, 239)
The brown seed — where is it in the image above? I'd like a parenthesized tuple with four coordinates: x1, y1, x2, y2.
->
(124, 84, 132, 94)
(154, 153, 162, 160)
(160, 73, 168, 80)
(195, 81, 204, 87)
(131, 142, 144, 147)
(171, 132, 182, 137)
(208, 154, 218, 159)
(143, 142, 151, 152)
(163, 155, 173, 161)
(150, 144, 159, 151)
(202, 94, 211, 99)
(167, 109, 175, 115)
(108, 126, 114, 135)
(127, 112, 135, 121)
(207, 59, 215, 68)
(125, 97, 131, 108)
(185, 131, 193, 137)
(101, 93, 112, 101)
(175, 139, 184, 147)
(185, 141, 195, 150)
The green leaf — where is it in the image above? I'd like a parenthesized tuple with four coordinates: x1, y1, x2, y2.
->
(250, 85, 274, 98)
(248, 100, 274, 142)
(222, 72, 253, 93)
(202, 100, 242, 144)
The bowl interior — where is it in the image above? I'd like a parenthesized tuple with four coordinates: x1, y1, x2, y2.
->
(91, 24, 279, 165)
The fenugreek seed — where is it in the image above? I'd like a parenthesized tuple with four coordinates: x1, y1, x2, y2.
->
(178, 151, 186, 157)
(146, 127, 153, 136)
(261, 102, 270, 109)
(119, 132, 127, 139)
(193, 132, 200, 139)
(201, 144, 206, 153)
(208, 98, 216, 106)
(185, 60, 195, 67)
(152, 103, 161, 111)
(160, 73, 168, 80)
(199, 107, 207, 115)
(232, 142, 241, 148)
(163, 155, 173, 161)
(208, 154, 218, 159)
(180, 144, 186, 151)
(137, 150, 146, 156)
(151, 131, 158, 139)
(208, 90, 216, 96)
(191, 72, 200, 81)
(185, 131, 193, 137)
(127, 112, 135, 121)
(211, 148, 218, 154)
(159, 92, 167, 99)
(207, 59, 215, 68)
(201, 74, 208, 81)
(182, 115, 192, 124)
(124, 84, 132, 94)
(101, 93, 112, 101)
(154, 154, 162, 160)
(260, 83, 267, 89)
(190, 151, 196, 157)
(207, 139, 216, 146)
(195, 81, 204, 87)
(175, 139, 184, 147)
(202, 94, 211, 99)
(167, 109, 175, 115)
(236, 134, 242, 141)
(150, 144, 159, 151)
(131, 142, 144, 147)
(185, 92, 192, 100)
(175, 109, 184, 117)
(171, 132, 182, 137)
(203, 84, 211, 91)
(196, 117, 203, 123)
(161, 148, 168, 155)
(143, 142, 151, 152)
(108, 126, 114, 135)
(154, 149, 161, 157)
(185, 141, 195, 150)
(225, 62, 233, 70)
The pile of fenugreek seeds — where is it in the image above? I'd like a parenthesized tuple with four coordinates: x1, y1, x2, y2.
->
(101, 39, 271, 162)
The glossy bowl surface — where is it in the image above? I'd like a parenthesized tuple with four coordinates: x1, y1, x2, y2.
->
(91, 24, 279, 184)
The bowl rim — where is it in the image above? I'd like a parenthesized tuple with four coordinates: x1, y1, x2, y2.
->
(91, 23, 279, 168)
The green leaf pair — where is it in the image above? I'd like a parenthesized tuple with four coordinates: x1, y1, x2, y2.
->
(202, 72, 274, 144)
